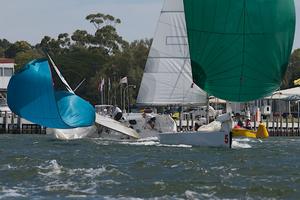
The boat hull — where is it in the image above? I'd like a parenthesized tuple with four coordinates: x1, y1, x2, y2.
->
(159, 131, 232, 148)
(47, 125, 98, 140)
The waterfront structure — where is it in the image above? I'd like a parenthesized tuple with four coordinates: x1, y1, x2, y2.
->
(0, 58, 14, 98)
(0, 58, 14, 111)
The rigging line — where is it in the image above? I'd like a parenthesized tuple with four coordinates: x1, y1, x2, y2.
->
(144, 74, 191, 84)
(148, 56, 190, 59)
(144, 71, 192, 74)
(161, 11, 184, 13)
(158, 20, 188, 32)
(74, 78, 86, 92)
(169, 58, 191, 102)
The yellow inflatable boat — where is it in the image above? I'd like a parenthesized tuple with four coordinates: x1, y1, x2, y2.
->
(232, 124, 269, 139)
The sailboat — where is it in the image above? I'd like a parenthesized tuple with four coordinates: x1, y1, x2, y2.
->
(143, 0, 295, 147)
(7, 56, 140, 140)
(135, 0, 231, 147)
(7, 58, 96, 130)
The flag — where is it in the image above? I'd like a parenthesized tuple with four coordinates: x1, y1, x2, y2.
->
(108, 78, 111, 91)
(294, 78, 300, 86)
(98, 78, 105, 92)
(120, 77, 128, 84)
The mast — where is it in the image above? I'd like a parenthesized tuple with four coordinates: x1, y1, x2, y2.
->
(47, 54, 74, 94)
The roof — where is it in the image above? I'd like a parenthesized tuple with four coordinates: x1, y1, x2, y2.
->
(265, 87, 300, 100)
(0, 58, 14, 64)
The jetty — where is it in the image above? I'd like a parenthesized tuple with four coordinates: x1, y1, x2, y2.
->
(0, 111, 46, 134)
(175, 112, 300, 137)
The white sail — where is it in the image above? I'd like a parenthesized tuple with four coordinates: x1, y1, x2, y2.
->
(137, 0, 207, 106)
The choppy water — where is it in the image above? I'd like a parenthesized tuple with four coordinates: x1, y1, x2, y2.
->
(0, 135, 300, 200)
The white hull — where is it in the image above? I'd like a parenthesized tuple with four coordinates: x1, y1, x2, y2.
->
(159, 131, 232, 148)
(47, 126, 98, 140)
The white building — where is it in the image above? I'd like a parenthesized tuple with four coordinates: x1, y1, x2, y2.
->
(0, 58, 14, 90)
(0, 58, 14, 101)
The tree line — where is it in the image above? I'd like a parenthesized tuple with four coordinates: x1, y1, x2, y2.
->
(0, 12, 299, 105)
(0, 13, 151, 106)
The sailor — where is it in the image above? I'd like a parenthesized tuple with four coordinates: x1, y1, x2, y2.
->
(112, 106, 122, 121)
(142, 112, 156, 129)
(194, 123, 200, 131)
(245, 119, 251, 130)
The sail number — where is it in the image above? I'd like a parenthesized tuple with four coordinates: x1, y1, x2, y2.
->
(224, 134, 229, 144)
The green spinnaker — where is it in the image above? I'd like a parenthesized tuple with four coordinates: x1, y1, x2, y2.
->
(184, 0, 296, 102)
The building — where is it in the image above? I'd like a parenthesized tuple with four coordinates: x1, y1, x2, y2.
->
(0, 58, 14, 102)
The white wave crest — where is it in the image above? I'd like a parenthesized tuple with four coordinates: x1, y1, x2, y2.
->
(38, 160, 62, 176)
(0, 187, 26, 199)
(232, 140, 252, 149)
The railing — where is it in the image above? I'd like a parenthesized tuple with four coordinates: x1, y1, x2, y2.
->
(0, 111, 46, 134)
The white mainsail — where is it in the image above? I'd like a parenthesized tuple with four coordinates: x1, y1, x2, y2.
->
(137, 0, 207, 106)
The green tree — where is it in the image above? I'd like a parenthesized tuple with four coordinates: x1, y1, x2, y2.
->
(14, 49, 43, 70)
(5, 41, 32, 58)
(0, 12, 153, 105)
(0, 47, 4, 57)
(38, 36, 61, 55)
(86, 13, 121, 30)
(0, 39, 10, 49)
(282, 49, 300, 89)
(86, 13, 124, 54)
(71, 30, 91, 48)
(58, 33, 71, 49)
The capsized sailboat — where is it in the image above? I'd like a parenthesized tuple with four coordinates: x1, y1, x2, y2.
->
(7, 58, 96, 129)
(7, 57, 140, 140)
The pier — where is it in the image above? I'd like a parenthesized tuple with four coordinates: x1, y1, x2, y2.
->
(0, 110, 300, 137)
(176, 113, 300, 137)
(0, 111, 46, 134)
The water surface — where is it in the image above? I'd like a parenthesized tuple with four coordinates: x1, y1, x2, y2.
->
(0, 135, 299, 199)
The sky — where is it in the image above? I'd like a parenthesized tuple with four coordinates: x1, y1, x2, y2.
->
(0, 0, 300, 49)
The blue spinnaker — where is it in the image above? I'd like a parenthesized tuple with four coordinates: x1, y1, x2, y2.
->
(7, 59, 95, 129)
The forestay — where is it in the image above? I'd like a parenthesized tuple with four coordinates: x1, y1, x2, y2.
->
(184, 0, 296, 102)
(137, 0, 207, 106)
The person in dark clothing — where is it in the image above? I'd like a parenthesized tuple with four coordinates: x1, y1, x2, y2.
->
(237, 119, 244, 127)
